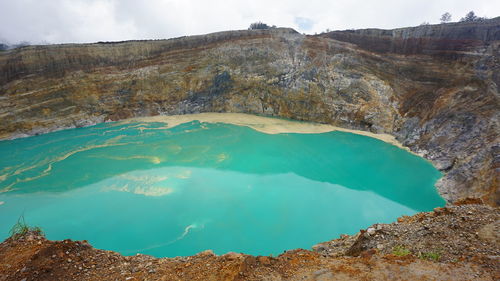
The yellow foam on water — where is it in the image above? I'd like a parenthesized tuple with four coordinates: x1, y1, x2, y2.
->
(105, 135, 127, 144)
(106, 184, 174, 197)
(175, 170, 192, 179)
(99, 155, 162, 164)
(136, 123, 171, 133)
(133, 186, 174, 197)
(168, 145, 182, 154)
(0, 165, 17, 174)
(103, 124, 144, 135)
(119, 174, 169, 184)
(217, 153, 228, 163)
(177, 145, 210, 163)
(4, 142, 132, 191)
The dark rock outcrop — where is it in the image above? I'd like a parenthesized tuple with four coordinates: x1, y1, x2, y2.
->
(320, 17, 500, 55)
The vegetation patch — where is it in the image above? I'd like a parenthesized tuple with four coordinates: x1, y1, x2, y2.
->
(419, 251, 441, 262)
(9, 215, 43, 240)
(392, 245, 411, 257)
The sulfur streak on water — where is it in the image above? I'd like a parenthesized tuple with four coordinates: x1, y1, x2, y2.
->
(0, 116, 444, 257)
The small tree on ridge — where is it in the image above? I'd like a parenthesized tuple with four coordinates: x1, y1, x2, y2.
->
(249, 22, 271, 30)
(460, 11, 478, 22)
(440, 12, 452, 23)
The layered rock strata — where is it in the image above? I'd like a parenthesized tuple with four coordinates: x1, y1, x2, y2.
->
(0, 19, 499, 204)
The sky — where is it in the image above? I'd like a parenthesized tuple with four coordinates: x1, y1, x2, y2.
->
(0, 0, 498, 44)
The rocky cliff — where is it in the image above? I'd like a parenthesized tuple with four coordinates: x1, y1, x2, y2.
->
(0, 19, 499, 205)
(321, 18, 500, 55)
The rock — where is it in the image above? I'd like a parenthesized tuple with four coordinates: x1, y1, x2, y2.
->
(310, 268, 336, 280)
(360, 249, 376, 258)
(367, 227, 376, 235)
(434, 158, 455, 171)
(477, 221, 500, 245)
(197, 250, 215, 257)
(223, 252, 243, 260)
(321, 20, 499, 54)
(258, 256, 271, 265)
(312, 243, 327, 252)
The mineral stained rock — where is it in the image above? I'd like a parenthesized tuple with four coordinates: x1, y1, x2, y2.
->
(0, 19, 499, 205)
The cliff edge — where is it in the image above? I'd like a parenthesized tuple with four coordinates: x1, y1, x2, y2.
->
(1, 203, 498, 280)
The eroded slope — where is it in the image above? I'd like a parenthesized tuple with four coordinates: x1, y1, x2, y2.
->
(0, 21, 499, 204)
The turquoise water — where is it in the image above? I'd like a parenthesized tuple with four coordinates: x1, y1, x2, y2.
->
(0, 119, 444, 257)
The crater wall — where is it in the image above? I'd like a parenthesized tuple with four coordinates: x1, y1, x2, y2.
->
(0, 20, 498, 204)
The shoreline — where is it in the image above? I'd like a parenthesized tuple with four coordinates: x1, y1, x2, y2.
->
(1, 203, 497, 280)
(123, 113, 414, 153)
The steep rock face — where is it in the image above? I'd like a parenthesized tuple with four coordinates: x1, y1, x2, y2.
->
(321, 19, 500, 205)
(321, 17, 500, 55)
(0, 21, 498, 204)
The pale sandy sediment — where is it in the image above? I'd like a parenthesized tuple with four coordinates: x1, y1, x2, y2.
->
(123, 113, 412, 152)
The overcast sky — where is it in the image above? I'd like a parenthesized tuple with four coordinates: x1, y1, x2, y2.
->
(0, 0, 498, 44)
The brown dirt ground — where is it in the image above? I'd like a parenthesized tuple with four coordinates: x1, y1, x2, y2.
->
(0, 202, 498, 281)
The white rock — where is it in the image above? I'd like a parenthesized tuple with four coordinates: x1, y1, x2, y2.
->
(367, 227, 376, 235)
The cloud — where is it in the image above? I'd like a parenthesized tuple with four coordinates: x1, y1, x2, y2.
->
(0, 0, 498, 44)
(294, 17, 314, 31)
(0, 0, 138, 44)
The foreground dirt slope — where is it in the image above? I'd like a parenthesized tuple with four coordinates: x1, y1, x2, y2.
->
(0, 203, 498, 281)
(1, 19, 499, 204)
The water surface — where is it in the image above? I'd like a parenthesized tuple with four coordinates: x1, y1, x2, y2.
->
(0, 118, 444, 257)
